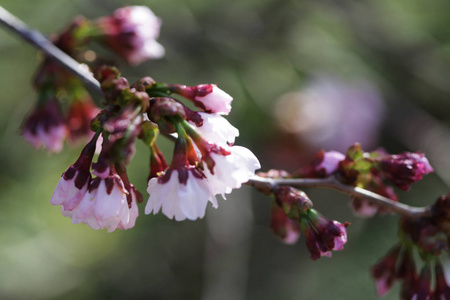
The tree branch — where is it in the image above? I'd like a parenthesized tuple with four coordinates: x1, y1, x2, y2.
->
(246, 175, 431, 218)
(0, 5, 103, 96)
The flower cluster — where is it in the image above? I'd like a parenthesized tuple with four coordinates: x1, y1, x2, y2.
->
(270, 186, 348, 260)
(22, 6, 164, 153)
(49, 66, 260, 230)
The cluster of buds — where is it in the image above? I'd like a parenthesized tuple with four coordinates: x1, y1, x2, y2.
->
(270, 186, 348, 260)
(22, 6, 165, 153)
(371, 194, 450, 298)
(291, 144, 433, 217)
(49, 66, 260, 230)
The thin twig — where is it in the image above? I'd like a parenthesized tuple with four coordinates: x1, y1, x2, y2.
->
(246, 175, 431, 218)
(0, 5, 103, 96)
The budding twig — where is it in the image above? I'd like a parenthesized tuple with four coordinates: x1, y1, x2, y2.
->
(246, 175, 431, 218)
(0, 5, 103, 95)
(0, 5, 433, 220)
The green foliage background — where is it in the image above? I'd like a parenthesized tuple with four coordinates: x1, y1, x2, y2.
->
(0, 0, 449, 299)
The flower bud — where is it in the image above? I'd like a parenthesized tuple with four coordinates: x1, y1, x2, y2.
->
(270, 204, 301, 245)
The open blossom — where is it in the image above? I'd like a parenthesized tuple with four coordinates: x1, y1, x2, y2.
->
(188, 112, 239, 145)
(96, 6, 165, 65)
(169, 84, 233, 115)
(145, 168, 217, 221)
(69, 172, 139, 232)
(22, 99, 68, 153)
(202, 145, 261, 197)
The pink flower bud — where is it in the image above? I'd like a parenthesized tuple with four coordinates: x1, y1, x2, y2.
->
(270, 204, 301, 245)
(371, 245, 401, 297)
(377, 152, 434, 191)
(293, 150, 345, 178)
(432, 262, 450, 299)
(22, 99, 68, 153)
(96, 6, 165, 65)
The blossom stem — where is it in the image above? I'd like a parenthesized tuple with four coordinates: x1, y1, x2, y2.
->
(0, 5, 103, 95)
(246, 175, 431, 218)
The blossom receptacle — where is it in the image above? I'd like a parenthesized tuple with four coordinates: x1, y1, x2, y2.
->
(96, 6, 165, 65)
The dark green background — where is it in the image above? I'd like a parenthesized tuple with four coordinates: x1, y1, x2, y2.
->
(0, 0, 449, 299)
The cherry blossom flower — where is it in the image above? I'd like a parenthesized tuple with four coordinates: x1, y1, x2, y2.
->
(96, 6, 165, 65)
(70, 172, 138, 232)
(202, 145, 261, 197)
(169, 84, 233, 115)
(188, 112, 239, 145)
(22, 99, 68, 153)
(145, 168, 217, 221)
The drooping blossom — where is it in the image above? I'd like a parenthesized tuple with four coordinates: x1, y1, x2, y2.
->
(188, 112, 239, 145)
(96, 6, 165, 65)
(294, 150, 345, 178)
(50, 134, 97, 212)
(270, 204, 301, 245)
(69, 169, 139, 232)
(412, 265, 432, 300)
(22, 99, 68, 153)
(371, 245, 402, 297)
(145, 168, 217, 221)
(300, 209, 348, 260)
(169, 84, 233, 115)
(67, 97, 100, 143)
(376, 152, 434, 191)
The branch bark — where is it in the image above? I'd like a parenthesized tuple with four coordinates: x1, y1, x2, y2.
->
(246, 175, 431, 218)
(0, 5, 103, 96)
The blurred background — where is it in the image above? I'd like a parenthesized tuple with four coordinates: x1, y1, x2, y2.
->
(1, 0, 450, 299)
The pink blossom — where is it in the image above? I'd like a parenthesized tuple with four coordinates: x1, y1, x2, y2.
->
(97, 6, 165, 65)
(293, 150, 345, 178)
(69, 174, 138, 232)
(188, 112, 239, 145)
(51, 166, 90, 212)
(202, 145, 261, 197)
(371, 245, 401, 297)
(145, 169, 217, 221)
(22, 99, 68, 153)
(194, 85, 233, 115)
